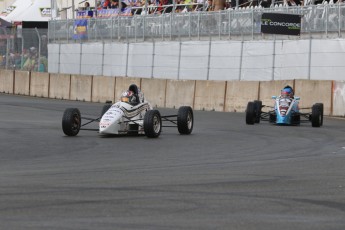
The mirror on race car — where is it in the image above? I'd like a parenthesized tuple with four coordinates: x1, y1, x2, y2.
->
(272, 96, 277, 99)
(295, 97, 300, 100)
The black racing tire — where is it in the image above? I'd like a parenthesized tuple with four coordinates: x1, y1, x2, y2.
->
(253, 100, 262, 123)
(144, 110, 162, 138)
(246, 101, 256, 125)
(269, 112, 276, 123)
(292, 113, 301, 125)
(62, 108, 81, 136)
(101, 103, 112, 117)
(315, 103, 324, 126)
(311, 104, 322, 127)
(177, 106, 194, 135)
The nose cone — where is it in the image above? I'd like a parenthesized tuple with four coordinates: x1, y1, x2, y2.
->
(99, 119, 121, 134)
(276, 114, 290, 125)
(99, 106, 124, 134)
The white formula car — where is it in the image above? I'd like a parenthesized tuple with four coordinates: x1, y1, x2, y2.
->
(62, 84, 194, 138)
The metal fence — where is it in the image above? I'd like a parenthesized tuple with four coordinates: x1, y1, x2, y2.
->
(0, 28, 48, 72)
(49, 3, 345, 43)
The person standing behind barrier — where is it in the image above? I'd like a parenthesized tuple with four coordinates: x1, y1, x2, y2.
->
(96, 0, 103, 10)
(156, 0, 165, 14)
(103, 0, 111, 8)
(23, 47, 38, 72)
(110, 0, 119, 8)
(206, 0, 213, 10)
(212, 0, 226, 10)
(285, 0, 301, 6)
(84, 1, 91, 10)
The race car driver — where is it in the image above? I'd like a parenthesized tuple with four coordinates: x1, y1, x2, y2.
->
(120, 90, 138, 105)
(281, 85, 294, 99)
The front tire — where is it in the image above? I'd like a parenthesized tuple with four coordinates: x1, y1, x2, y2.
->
(144, 110, 162, 138)
(253, 100, 262, 123)
(246, 102, 256, 125)
(177, 106, 194, 135)
(62, 108, 81, 136)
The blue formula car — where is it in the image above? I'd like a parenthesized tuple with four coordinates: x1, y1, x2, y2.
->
(245, 96, 324, 127)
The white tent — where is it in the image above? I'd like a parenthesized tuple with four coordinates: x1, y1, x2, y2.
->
(14, 0, 53, 22)
(0, 0, 55, 23)
(0, 0, 33, 23)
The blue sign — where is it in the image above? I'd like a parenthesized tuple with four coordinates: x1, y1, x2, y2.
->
(73, 19, 88, 39)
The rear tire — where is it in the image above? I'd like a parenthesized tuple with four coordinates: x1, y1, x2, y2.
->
(311, 104, 322, 127)
(62, 108, 81, 136)
(315, 103, 324, 126)
(177, 106, 194, 135)
(144, 110, 162, 138)
(246, 102, 256, 125)
(253, 100, 262, 123)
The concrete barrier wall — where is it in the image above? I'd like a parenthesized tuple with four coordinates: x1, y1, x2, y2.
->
(92, 76, 116, 103)
(14, 71, 30, 95)
(2, 70, 344, 117)
(0, 70, 14, 94)
(194, 80, 226, 112)
(166, 80, 195, 109)
(225, 81, 260, 112)
(295, 80, 332, 116)
(70, 75, 92, 102)
(49, 73, 71, 100)
(141, 78, 167, 108)
(30, 72, 49, 98)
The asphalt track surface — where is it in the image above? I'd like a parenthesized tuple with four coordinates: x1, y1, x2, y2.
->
(1, 93, 345, 230)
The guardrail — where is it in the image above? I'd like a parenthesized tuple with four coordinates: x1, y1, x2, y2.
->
(49, 3, 345, 43)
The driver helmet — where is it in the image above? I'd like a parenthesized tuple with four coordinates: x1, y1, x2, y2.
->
(121, 90, 137, 105)
(281, 86, 293, 98)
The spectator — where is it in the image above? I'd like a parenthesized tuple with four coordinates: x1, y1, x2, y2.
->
(157, 0, 169, 14)
(175, 0, 186, 12)
(212, 0, 226, 10)
(206, 0, 213, 10)
(96, 0, 103, 10)
(165, 0, 173, 13)
(259, 0, 271, 7)
(23, 47, 38, 71)
(147, 0, 157, 14)
(103, 0, 111, 8)
(195, 0, 204, 11)
(40, 35, 48, 57)
(84, 1, 91, 10)
(183, 0, 193, 11)
(285, 0, 301, 6)
(110, 0, 119, 8)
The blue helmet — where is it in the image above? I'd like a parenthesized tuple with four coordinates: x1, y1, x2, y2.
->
(281, 86, 293, 97)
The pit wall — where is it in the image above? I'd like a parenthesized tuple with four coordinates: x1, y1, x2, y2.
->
(1, 69, 345, 117)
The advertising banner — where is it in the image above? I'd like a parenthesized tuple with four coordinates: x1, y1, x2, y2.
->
(77, 10, 93, 18)
(261, 13, 301, 36)
(96, 9, 120, 18)
(96, 8, 132, 18)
